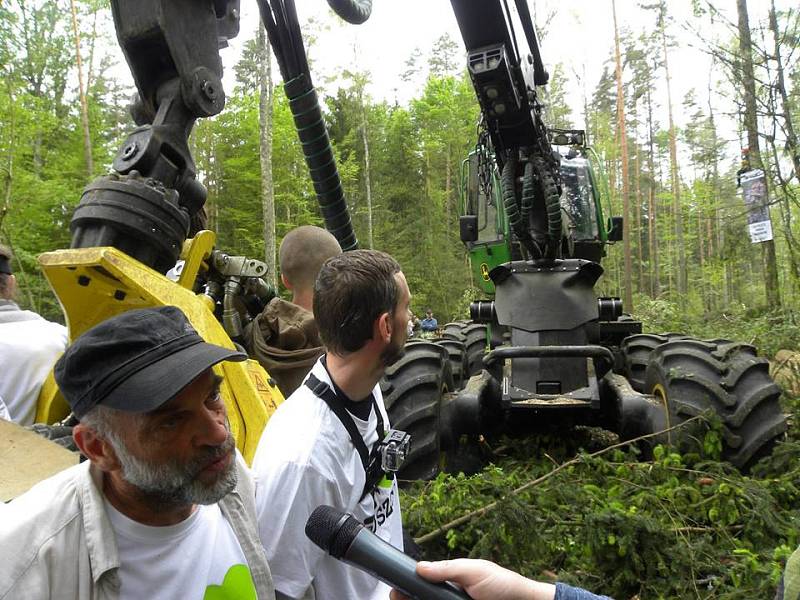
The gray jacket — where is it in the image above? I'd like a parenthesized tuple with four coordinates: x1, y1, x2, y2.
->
(0, 457, 275, 600)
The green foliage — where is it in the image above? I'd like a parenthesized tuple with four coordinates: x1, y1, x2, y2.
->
(0, 1, 125, 321)
(402, 426, 800, 599)
(633, 296, 800, 358)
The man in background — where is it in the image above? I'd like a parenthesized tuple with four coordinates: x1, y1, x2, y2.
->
(420, 308, 438, 333)
(0, 244, 68, 425)
(253, 249, 410, 600)
(244, 226, 342, 397)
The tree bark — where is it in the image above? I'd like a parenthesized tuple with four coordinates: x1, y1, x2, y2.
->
(737, 0, 781, 308)
(613, 0, 633, 312)
(768, 0, 800, 185)
(359, 87, 374, 250)
(258, 27, 277, 288)
(660, 5, 687, 303)
(646, 84, 659, 298)
(0, 81, 15, 233)
(635, 137, 644, 294)
(69, 0, 93, 178)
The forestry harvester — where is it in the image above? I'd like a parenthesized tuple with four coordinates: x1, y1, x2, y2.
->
(379, 1, 787, 480)
(27, 0, 785, 482)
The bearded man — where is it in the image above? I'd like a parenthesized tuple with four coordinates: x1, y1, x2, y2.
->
(0, 306, 275, 600)
(253, 249, 411, 600)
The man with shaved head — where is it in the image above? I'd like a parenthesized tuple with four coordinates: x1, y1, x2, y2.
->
(278, 225, 343, 313)
(244, 226, 342, 396)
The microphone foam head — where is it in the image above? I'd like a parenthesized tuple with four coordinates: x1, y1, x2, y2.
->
(305, 505, 363, 559)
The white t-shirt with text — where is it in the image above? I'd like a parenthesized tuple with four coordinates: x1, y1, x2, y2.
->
(253, 358, 403, 600)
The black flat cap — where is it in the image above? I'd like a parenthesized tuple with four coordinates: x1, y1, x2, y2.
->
(55, 306, 246, 418)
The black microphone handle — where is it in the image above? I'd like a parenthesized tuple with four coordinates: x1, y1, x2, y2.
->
(342, 528, 471, 600)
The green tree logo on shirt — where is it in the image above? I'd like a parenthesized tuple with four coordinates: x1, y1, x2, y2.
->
(204, 564, 256, 600)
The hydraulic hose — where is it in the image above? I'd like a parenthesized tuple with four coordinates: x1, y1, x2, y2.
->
(285, 74, 358, 250)
(258, 0, 359, 250)
(502, 152, 539, 258)
(222, 277, 244, 341)
(537, 156, 563, 259)
(520, 159, 535, 238)
(326, 0, 372, 24)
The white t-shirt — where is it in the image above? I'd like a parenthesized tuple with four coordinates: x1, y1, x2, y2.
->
(253, 358, 403, 600)
(0, 395, 10, 421)
(0, 309, 67, 425)
(105, 500, 257, 600)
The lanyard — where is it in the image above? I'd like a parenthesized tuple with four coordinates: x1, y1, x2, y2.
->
(305, 373, 388, 500)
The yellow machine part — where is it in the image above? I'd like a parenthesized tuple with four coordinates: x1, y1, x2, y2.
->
(35, 232, 284, 463)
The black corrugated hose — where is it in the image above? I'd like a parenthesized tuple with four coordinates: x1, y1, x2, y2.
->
(326, 0, 372, 24)
(534, 155, 562, 259)
(520, 158, 535, 241)
(257, 0, 371, 251)
(502, 152, 539, 258)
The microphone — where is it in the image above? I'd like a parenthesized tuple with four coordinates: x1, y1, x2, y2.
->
(305, 505, 471, 600)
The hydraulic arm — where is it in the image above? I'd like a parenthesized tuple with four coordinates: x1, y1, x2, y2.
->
(451, 0, 562, 260)
(70, 0, 369, 275)
(71, 0, 240, 274)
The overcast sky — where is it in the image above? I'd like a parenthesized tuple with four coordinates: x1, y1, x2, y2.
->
(95, 1, 795, 173)
(214, 0, 794, 168)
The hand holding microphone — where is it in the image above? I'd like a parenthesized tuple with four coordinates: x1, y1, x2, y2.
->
(304, 505, 472, 600)
(389, 559, 557, 600)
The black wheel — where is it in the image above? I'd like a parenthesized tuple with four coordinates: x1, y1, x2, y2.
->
(380, 341, 452, 480)
(437, 322, 487, 379)
(462, 323, 488, 378)
(622, 333, 688, 392)
(644, 338, 787, 470)
(442, 322, 466, 338)
(433, 338, 467, 390)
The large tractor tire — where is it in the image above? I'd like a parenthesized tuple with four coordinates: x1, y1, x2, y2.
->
(462, 323, 488, 378)
(442, 322, 467, 339)
(438, 322, 487, 379)
(380, 341, 453, 481)
(622, 333, 688, 392)
(434, 338, 467, 390)
(643, 338, 787, 470)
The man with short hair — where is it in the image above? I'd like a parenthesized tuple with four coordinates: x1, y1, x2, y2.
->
(0, 244, 68, 425)
(420, 308, 438, 333)
(0, 306, 275, 600)
(253, 249, 411, 600)
(245, 226, 342, 396)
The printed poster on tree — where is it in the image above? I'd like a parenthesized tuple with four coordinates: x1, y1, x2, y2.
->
(739, 169, 773, 243)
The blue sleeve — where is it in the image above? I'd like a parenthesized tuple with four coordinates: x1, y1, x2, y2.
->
(555, 582, 614, 600)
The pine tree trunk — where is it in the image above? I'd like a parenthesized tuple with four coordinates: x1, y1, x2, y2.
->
(0, 82, 15, 232)
(69, 0, 93, 177)
(445, 145, 452, 228)
(768, 0, 800, 301)
(258, 27, 277, 288)
(635, 142, 644, 293)
(737, 0, 781, 308)
(698, 211, 706, 311)
(613, 0, 633, 311)
(768, 0, 800, 186)
(360, 92, 374, 249)
(646, 86, 659, 298)
(661, 11, 687, 303)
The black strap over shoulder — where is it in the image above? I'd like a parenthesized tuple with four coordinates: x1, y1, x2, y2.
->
(305, 373, 389, 501)
(306, 373, 371, 469)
